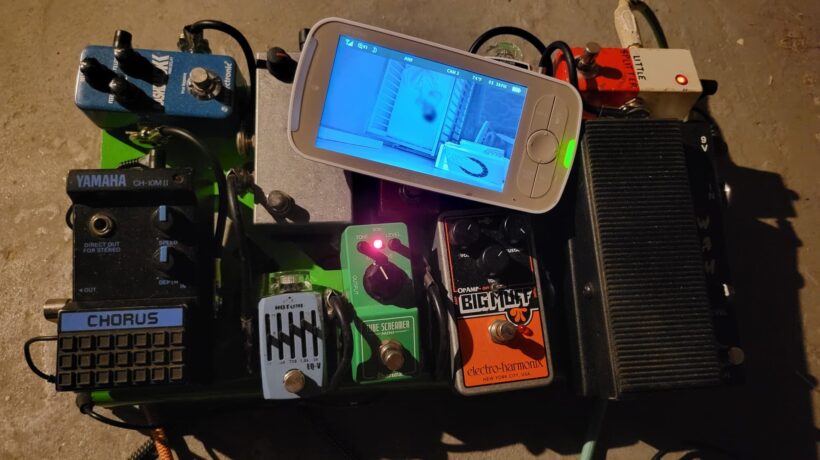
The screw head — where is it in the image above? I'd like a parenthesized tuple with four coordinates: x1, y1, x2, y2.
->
(727, 347, 745, 365)
(266, 190, 294, 215)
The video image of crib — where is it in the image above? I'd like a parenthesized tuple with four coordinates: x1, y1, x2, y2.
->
(316, 37, 528, 192)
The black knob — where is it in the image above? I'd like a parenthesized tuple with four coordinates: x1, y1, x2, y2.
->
(363, 262, 408, 303)
(109, 76, 161, 111)
(450, 220, 480, 247)
(266, 47, 297, 83)
(79, 58, 116, 92)
(153, 246, 178, 275)
(502, 215, 529, 244)
(479, 245, 510, 276)
(113, 29, 168, 85)
(152, 206, 178, 234)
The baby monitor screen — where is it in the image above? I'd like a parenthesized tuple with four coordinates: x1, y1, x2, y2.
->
(316, 35, 528, 192)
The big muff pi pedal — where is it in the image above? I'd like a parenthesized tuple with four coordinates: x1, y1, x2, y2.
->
(434, 209, 553, 395)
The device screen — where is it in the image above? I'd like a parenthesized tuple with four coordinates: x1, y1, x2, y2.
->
(316, 35, 528, 192)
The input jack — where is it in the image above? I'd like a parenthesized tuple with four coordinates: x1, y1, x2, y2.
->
(88, 213, 115, 237)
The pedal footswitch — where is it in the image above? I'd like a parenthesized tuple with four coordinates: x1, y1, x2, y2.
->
(434, 210, 553, 395)
(258, 271, 325, 399)
(56, 305, 188, 390)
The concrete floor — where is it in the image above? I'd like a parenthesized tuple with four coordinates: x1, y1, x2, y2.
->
(1, 0, 818, 458)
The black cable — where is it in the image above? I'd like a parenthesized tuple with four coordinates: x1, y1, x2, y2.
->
(65, 205, 74, 230)
(185, 20, 257, 124)
(128, 438, 158, 460)
(540, 41, 578, 86)
(425, 280, 450, 381)
(117, 158, 147, 169)
(83, 408, 159, 430)
(157, 126, 227, 254)
(468, 26, 547, 55)
(24, 336, 57, 383)
(630, 0, 669, 48)
(226, 171, 254, 373)
(75, 394, 159, 430)
(324, 290, 353, 393)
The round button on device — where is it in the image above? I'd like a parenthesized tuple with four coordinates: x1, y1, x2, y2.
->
(526, 130, 559, 164)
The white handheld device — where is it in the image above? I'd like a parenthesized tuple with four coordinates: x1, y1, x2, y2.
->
(289, 18, 582, 213)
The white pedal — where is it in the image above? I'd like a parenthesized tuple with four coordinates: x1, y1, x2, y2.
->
(258, 291, 325, 399)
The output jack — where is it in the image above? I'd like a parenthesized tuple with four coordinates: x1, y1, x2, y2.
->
(88, 213, 115, 237)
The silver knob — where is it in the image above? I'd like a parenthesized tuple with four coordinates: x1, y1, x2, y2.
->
(577, 42, 601, 77)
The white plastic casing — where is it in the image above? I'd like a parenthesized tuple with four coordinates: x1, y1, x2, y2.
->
(631, 48, 703, 120)
(288, 18, 583, 214)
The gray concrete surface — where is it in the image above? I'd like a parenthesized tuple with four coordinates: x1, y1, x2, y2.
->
(1, 0, 818, 458)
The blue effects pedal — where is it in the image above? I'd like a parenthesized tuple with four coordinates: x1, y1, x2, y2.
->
(75, 32, 238, 129)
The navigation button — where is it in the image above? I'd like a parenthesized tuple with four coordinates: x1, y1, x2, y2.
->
(528, 96, 554, 133)
(526, 130, 559, 164)
(516, 157, 538, 196)
(548, 97, 568, 140)
(531, 161, 557, 198)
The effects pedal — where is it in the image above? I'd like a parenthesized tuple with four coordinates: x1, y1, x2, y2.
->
(75, 30, 237, 129)
(53, 167, 212, 391)
(340, 223, 420, 383)
(258, 272, 326, 399)
(434, 210, 553, 395)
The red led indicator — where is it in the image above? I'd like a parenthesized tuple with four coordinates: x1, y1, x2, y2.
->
(675, 74, 688, 85)
(517, 325, 534, 337)
(372, 239, 384, 249)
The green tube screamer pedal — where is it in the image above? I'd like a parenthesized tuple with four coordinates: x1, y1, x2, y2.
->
(340, 223, 420, 383)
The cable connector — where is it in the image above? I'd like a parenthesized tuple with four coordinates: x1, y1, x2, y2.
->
(614, 0, 643, 48)
(126, 127, 167, 147)
(118, 149, 167, 170)
(177, 27, 211, 53)
(228, 168, 254, 194)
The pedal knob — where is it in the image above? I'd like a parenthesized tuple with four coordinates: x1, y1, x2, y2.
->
(283, 369, 306, 394)
(450, 220, 480, 247)
(488, 320, 518, 343)
(152, 205, 176, 234)
(79, 58, 116, 92)
(502, 214, 529, 244)
(478, 245, 510, 276)
(379, 340, 405, 371)
(363, 262, 407, 303)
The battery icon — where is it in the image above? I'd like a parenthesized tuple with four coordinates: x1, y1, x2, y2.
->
(511, 86, 522, 94)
